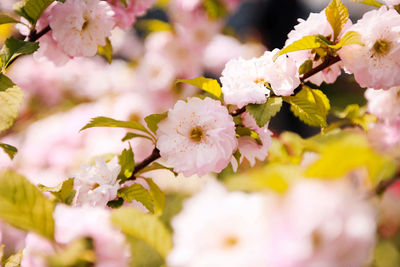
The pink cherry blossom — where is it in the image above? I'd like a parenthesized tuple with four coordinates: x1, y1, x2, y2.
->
(167, 180, 272, 267)
(286, 10, 351, 86)
(156, 97, 237, 177)
(339, 7, 400, 89)
(221, 56, 270, 108)
(365, 86, 400, 122)
(107, 0, 156, 29)
(49, 0, 115, 57)
(237, 113, 273, 166)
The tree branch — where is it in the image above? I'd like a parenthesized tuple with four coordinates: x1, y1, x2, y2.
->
(300, 55, 341, 82)
(28, 25, 51, 42)
(128, 148, 161, 180)
(375, 176, 400, 195)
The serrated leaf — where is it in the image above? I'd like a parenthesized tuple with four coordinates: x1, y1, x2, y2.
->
(176, 77, 221, 99)
(118, 184, 154, 213)
(284, 86, 330, 128)
(97, 37, 112, 64)
(350, 0, 383, 7)
(1, 37, 39, 70)
(246, 97, 283, 127)
(274, 35, 323, 61)
(145, 112, 167, 134)
(118, 145, 135, 181)
(145, 178, 165, 216)
(0, 74, 24, 132)
(80, 116, 150, 135)
(111, 207, 172, 258)
(0, 170, 55, 239)
(334, 104, 376, 131)
(0, 13, 19, 25)
(325, 0, 349, 41)
(13, 0, 54, 24)
(4, 251, 23, 267)
(127, 236, 164, 267)
(330, 31, 363, 50)
(38, 178, 75, 205)
(0, 142, 17, 160)
(135, 162, 177, 177)
(122, 132, 153, 142)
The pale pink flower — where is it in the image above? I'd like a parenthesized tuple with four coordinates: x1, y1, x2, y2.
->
(22, 205, 130, 267)
(156, 97, 237, 177)
(365, 87, 400, 122)
(74, 156, 121, 207)
(286, 10, 351, 86)
(339, 7, 400, 89)
(383, 0, 400, 7)
(368, 120, 400, 149)
(221, 56, 271, 108)
(107, 0, 156, 29)
(167, 180, 272, 267)
(264, 49, 300, 96)
(49, 0, 115, 57)
(237, 113, 273, 166)
(266, 180, 376, 267)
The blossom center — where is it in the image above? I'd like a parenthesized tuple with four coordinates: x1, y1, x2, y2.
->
(222, 236, 239, 249)
(82, 17, 90, 31)
(190, 127, 204, 142)
(373, 39, 391, 56)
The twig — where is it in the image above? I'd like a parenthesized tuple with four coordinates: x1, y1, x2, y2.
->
(28, 25, 51, 42)
(128, 148, 161, 180)
(375, 176, 400, 195)
(300, 55, 341, 82)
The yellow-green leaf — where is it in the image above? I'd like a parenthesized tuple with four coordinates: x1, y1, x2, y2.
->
(118, 184, 154, 213)
(118, 145, 135, 181)
(350, 0, 383, 7)
(330, 31, 363, 49)
(0, 74, 24, 132)
(1, 37, 39, 70)
(136, 19, 172, 33)
(0, 13, 19, 25)
(176, 77, 221, 99)
(111, 207, 172, 258)
(3, 251, 23, 267)
(97, 37, 112, 64)
(145, 112, 167, 134)
(13, 0, 54, 24)
(145, 178, 165, 217)
(274, 35, 322, 61)
(80, 116, 150, 135)
(38, 178, 76, 205)
(0, 142, 17, 160)
(47, 237, 95, 267)
(0, 170, 55, 239)
(325, 0, 349, 41)
(283, 86, 330, 128)
(246, 97, 283, 127)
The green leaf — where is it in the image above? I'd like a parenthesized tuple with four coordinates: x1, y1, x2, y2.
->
(333, 104, 376, 131)
(298, 59, 313, 75)
(97, 37, 112, 64)
(305, 132, 397, 184)
(107, 197, 124, 209)
(80, 116, 150, 135)
(1, 37, 39, 70)
(136, 19, 172, 33)
(135, 162, 177, 177)
(0, 142, 17, 160)
(350, 0, 383, 7)
(0, 74, 24, 132)
(111, 207, 173, 258)
(47, 237, 95, 267)
(3, 251, 23, 267)
(236, 126, 262, 145)
(330, 31, 363, 49)
(274, 35, 323, 61)
(122, 132, 153, 142)
(13, 0, 54, 25)
(283, 86, 330, 128)
(0, 13, 19, 25)
(118, 184, 154, 213)
(246, 97, 283, 127)
(0, 170, 55, 239)
(145, 112, 167, 134)
(203, 0, 227, 19)
(145, 178, 165, 216)
(127, 236, 164, 267)
(38, 178, 76, 205)
(176, 77, 221, 99)
(118, 145, 135, 181)
(325, 0, 349, 41)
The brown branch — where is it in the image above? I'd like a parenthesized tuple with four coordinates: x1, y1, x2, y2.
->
(375, 176, 400, 195)
(230, 106, 246, 116)
(28, 25, 51, 42)
(300, 55, 341, 82)
(128, 148, 161, 180)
